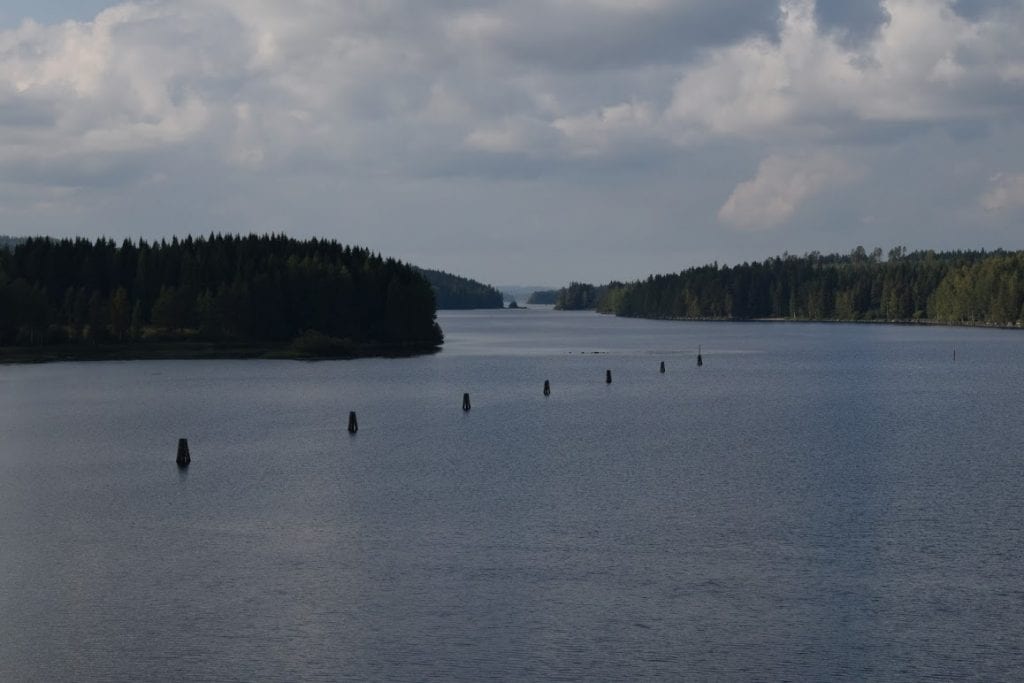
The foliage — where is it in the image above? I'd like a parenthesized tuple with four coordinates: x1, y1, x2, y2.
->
(0, 235, 26, 252)
(586, 248, 1024, 326)
(416, 267, 503, 309)
(289, 330, 357, 357)
(554, 282, 625, 311)
(0, 234, 444, 350)
(526, 289, 559, 305)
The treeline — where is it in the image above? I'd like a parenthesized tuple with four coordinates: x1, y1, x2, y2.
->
(526, 289, 558, 305)
(416, 268, 504, 309)
(554, 282, 622, 311)
(559, 247, 1024, 326)
(0, 235, 24, 252)
(0, 234, 443, 353)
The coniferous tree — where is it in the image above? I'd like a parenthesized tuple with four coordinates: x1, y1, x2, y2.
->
(0, 234, 443, 352)
(553, 248, 1024, 327)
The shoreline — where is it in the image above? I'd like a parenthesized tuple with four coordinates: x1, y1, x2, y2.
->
(601, 312, 1023, 330)
(0, 341, 442, 365)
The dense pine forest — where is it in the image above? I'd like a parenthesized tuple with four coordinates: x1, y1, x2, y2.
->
(0, 235, 23, 252)
(0, 234, 443, 358)
(526, 289, 559, 305)
(558, 248, 1024, 326)
(554, 283, 622, 311)
(415, 268, 504, 309)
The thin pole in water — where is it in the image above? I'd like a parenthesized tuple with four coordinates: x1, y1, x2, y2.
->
(463, 393, 471, 411)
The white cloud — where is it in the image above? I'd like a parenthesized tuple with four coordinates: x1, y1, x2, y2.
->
(0, 2, 242, 175)
(1, 0, 1021, 183)
(0, 0, 1023, 281)
(464, 117, 563, 155)
(554, 0, 671, 11)
(980, 173, 1024, 212)
(552, 101, 658, 156)
(667, 0, 1024, 138)
(718, 153, 860, 231)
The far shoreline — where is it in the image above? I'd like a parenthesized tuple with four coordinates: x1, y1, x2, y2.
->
(573, 309, 1019, 331)
(588, 310, 1024, 331)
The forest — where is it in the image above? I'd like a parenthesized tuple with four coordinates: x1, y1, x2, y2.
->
(557, 247, 1024, 326)
(416, 268, 504, 309)
(554, 282, 623, 311)
(526, 289, 558, 305)
(0, 234, 443, 357)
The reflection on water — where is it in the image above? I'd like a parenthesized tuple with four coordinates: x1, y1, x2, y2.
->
(2, 309, 1023, 680)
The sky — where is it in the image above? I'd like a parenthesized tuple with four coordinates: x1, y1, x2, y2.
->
(1, 0, 1023, 285)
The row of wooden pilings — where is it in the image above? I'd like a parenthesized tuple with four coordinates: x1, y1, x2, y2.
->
(358, 354, 704, 426)
(176, 352, 707, 467)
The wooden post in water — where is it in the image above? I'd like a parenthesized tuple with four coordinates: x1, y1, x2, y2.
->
(606, 369, 612, 384)
(660, 361, 666, 374)
(463, 393, 471, 411)
(697, 345, 703, 368)
(953, 347, 957, 362)
(543, 380, 551, 396)
(348, 411, 358, 434)
(176, 438, 190, 468)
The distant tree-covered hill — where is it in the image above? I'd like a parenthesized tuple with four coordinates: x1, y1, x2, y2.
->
(578, 247, 1024, 326)
(0, 234, 443, 357)
(416, 268, 503, 309)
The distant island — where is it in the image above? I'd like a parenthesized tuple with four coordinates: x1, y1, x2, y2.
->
(553, 247, 1024, 327)
(0, 234, 444, 361)
(416, 268, 504, 309)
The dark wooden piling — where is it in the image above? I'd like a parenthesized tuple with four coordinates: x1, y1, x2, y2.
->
(463, 393, 471, 411)
(606, 369, 612, 384)
(697, 345, 703, 368)
(543, 380, 551, 396)
(348, 411, 358, 434)
(660, 361, 666, 373)
(176, 438, 190, 468)
(953, 347, 957, 361)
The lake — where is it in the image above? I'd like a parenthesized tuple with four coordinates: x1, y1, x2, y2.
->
(2, 309, 1023, 680)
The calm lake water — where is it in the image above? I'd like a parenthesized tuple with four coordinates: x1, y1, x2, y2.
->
(2, 309, 1024, 680)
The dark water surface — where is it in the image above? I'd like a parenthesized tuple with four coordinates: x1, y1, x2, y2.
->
(2, 310, 1023, 680)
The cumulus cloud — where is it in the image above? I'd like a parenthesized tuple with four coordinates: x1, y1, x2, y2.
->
(814, 0, 890, 45)
(667, 0, 1024, 139)
(980, 173, 1024, 212)
(552, 101, 659, 156)
(465, 117, 559, 155)
(951, 0, 1020, 20)
(0, 0, 1023, 280)
(445, 0, 780, 72)
(0, 3, 242, 183)
(1, 0, 1022, 185)
(718, 153, 860, 231)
